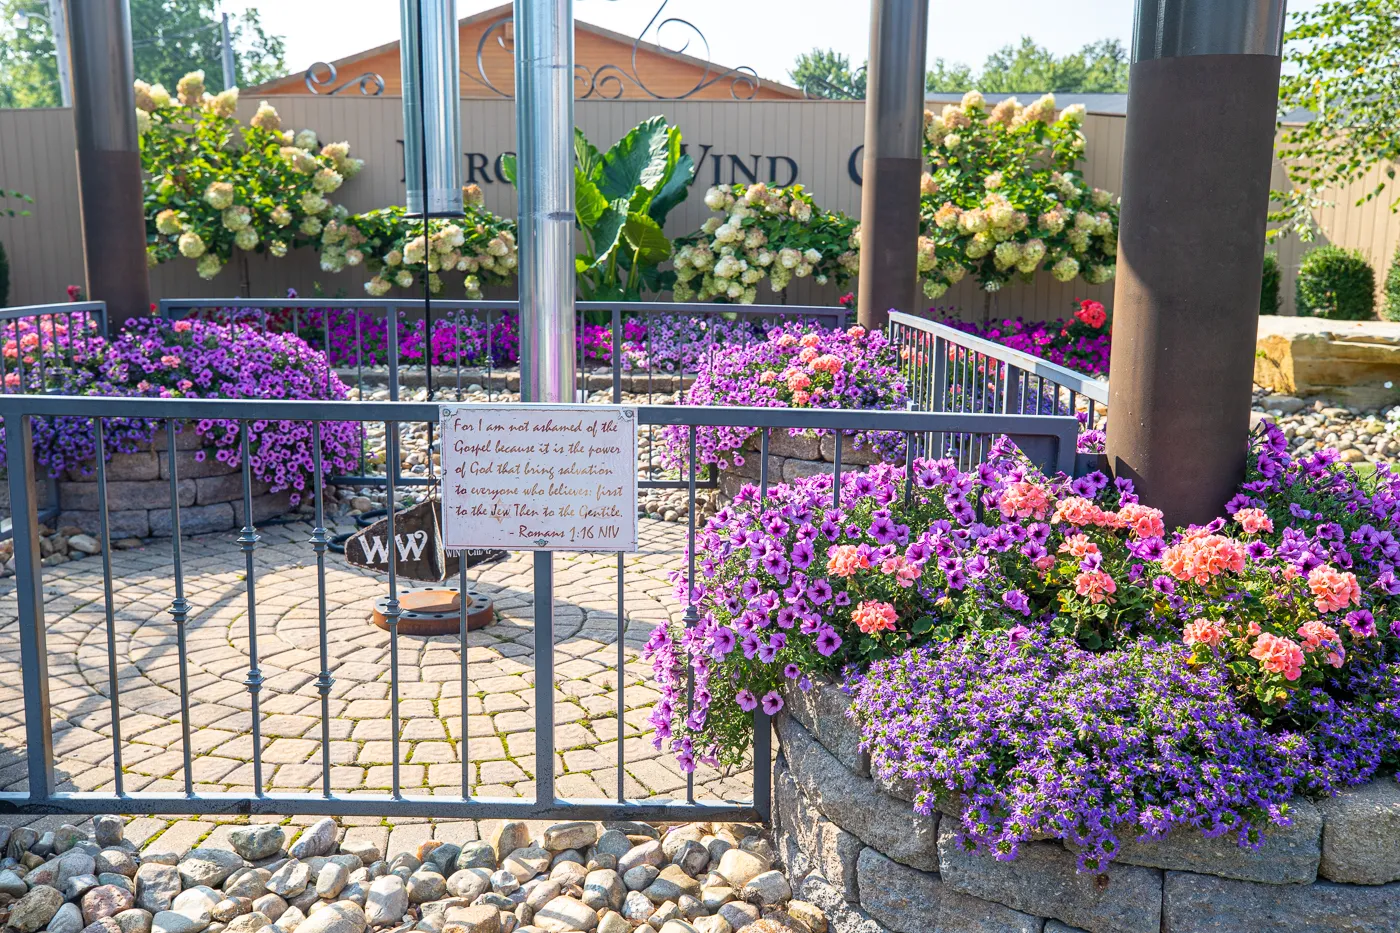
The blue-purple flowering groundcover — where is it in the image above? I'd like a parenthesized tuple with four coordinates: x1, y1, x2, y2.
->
(645, 425, 1400, 873)
(0, 316, 360, 506)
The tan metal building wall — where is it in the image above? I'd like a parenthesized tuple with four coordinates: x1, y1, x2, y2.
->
(1, 98, 1394, 320)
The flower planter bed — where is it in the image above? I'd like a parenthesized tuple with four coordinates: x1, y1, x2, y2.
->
(334, 365, 695, 395)
(54, 425, 296, 539)
(774, 681, 1400, 933)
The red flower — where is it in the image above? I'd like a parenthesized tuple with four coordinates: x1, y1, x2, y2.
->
(1074, 299, 1107, 329)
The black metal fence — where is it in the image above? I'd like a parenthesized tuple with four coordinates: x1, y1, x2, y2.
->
(0, 393, 1078, 819)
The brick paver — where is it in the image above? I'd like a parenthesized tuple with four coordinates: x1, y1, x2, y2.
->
(0, 514, 753, 830)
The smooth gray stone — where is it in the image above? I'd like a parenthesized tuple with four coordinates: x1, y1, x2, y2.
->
(1162, 871, 1400, 933)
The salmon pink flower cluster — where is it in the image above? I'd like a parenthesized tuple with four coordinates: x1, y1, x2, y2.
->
(648, 418, 1400, 870)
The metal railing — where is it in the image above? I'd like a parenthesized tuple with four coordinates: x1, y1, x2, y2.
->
(0, 393, 1079, 819)
(889, 310, 1108, 472)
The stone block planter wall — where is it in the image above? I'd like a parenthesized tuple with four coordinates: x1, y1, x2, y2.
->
(773, 681, 1400, 933)
(55, 427, 295, 539)
(719, 431, 891, 500)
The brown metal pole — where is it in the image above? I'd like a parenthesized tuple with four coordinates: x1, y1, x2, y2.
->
(1106, 0, 1285, 527)
(67, 0, 150, 320)
(855, 0, 928, 329)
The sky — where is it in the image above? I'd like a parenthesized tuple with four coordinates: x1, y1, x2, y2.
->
(220, 0, 1145, 86)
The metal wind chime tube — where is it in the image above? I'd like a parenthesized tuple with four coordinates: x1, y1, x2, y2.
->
(400, 0, 463, 216)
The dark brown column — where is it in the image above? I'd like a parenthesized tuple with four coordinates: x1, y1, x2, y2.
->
(1106, 0, 1285, 527)
(855, 0, 928, 329)
(67, 0, 150, 321)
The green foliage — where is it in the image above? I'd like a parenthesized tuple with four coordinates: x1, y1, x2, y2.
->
(974, 37, 1130, 93)
(1295, 246, 1376, 320)
(916, 92, 1118, 297)
(0, 0, 285, 108)
(0, 240, 9, 308)
(1260, 253, 1281, 315)
(502, 116, 696, 301)
(1, 189, 33, 217)
(925, 59, 976, 93)
(1382, 247, 1400, 322)
(138, 76, 362, 279)
(789, 48, 866, 99)
(1272, 0, 1400, 241)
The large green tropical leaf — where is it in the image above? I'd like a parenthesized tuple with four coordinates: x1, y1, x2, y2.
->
(574, 128, 603, 184)
(649, 146, 695, 225)
(598, 116, 675, 206)
(575, 168, 608, 230)
(498, 153, 517, 185)
(583, 203, 628, 274)
(622, 211, 671, 266)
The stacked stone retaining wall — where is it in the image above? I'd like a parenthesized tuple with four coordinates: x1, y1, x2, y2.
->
(54, 427, 295, 539)
(720, 432, 890, 499)
(773, 680, 1400, 933)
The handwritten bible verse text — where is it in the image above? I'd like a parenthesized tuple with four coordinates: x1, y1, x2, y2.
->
(440, 405, 638, 551)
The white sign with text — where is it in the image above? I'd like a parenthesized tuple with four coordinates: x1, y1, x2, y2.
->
(440, 404, 638, 552)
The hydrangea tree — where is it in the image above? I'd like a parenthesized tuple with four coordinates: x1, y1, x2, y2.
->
(137, 71, 363, 280)
(673, 183, 859, 303)
(321, 186, 518, 300)
(910, 91, 1119, 298)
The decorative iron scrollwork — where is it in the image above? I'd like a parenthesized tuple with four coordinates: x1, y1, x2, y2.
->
(305, 61, 386, 97)
(462, 1, 762, 101)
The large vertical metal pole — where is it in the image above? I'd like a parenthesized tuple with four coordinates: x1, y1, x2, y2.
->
(515, 0, 576, 401)
(515, 0, 574, 812)
(855, 0, 929, 329)
(1106, 0, 1285, 527)
(66, 0, 150, 320)
(401, 0, 463, 216)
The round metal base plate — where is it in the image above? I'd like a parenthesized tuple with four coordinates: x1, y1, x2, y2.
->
(371, 588, 494, 636)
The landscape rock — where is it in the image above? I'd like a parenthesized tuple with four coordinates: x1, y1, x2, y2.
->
(113, 909, 154, 933)
(225, 871, 270, 901)
(616, 844, 664, 879)
(135, 865, 183, 914)
(251, 895, 287, 921)
(178, 851, 246, 890)
(443, 904, 500, 933)
(84, 885, 138, 924)
(10, 885, 65, 933)
(93, 818, 126, 849)
(740, 872, 790, 907)
(95, 850, 140, 879)
(446, 870, 491, 902)
(1316, 779, 1400, 884)
(501, 849, 550, 885)
(0, 867, 28, 897)
(595, 912, 628, 933)
(488, 826, 530, 866)
(79, 918, 123, 933)
(454, 844, 495, 873)
(644, 866, 700, 905)
(230, 829, 286, 863)
(582, 871, 623, 913)
(689, 919, 730, 933)
(715, 851, 769, 891)
(784, 901, 826, 933)
(172, 887, 220, 925)
(621, 891, 655, 923)
(292, 901, 365, 933)
(317, 865, 349, 901)
(622, 866, 659, 892)
(1162, 871, 1400, 933)
(267, 863, 310, 900)
(150, 911, 206, 933)
(542, 826, 597, 855)
(532, 896, 597, 933)
(364, 876, 407, 927)
(212, 899, 250, 923)
(935, 826, 1161, 933)
(55, 826, 87, 855)
(288, 823, 338, 861)
(50, 903, 86, 933)
(66, 876, 102, 903)
(1105, 800, 1321, 885)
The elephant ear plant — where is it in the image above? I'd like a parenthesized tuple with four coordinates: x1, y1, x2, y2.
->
(503, 116, 695, 300)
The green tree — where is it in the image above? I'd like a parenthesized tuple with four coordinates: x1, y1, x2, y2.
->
(789, 48, 866, 100)
(0, 0, 285, 108)
(925, 58, 975, 93)
(974, 37, 1129, 93)
(1271, 0, 1400, 241)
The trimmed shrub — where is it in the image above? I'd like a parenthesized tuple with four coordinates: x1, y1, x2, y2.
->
(1383, 246, 1400, 322)
(1296, 245, 1375, 320)
(1260, 252, 1280, 315)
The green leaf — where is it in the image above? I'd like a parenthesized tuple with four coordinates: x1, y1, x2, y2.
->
(574, 127, 603, 183)
(583, 204, 628, 274)
(912, 615, 937, 635)
(622, 211, 671, 266)
(498, 153, 517, 186)
(649, 147, 695, 226)
(599, 115, 674, 206)
(574, 168, 608, 230)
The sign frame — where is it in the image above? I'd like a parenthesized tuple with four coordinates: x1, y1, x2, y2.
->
(439, 403, 639, 553)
